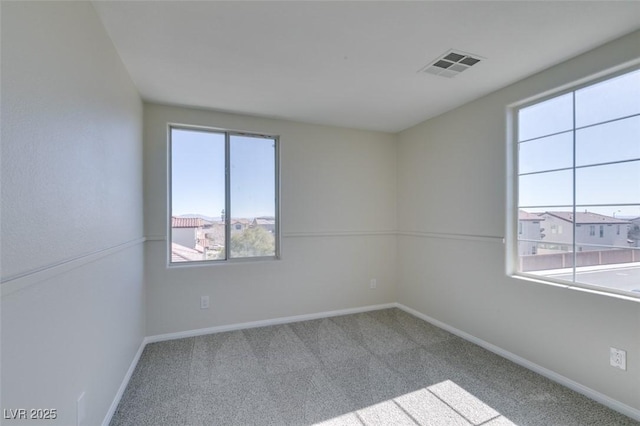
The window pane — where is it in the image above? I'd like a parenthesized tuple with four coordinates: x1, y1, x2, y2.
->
(551, 206, 640, 292)
(519, 132, 573, 174)
(576, 115, 640, 167)
(171, 129, 226, 262)
(518, 93, 573, 141)
(575, 68, 640, 128)
(576, 161, 640, 206)
(519, 169, 572, 207)
(229, 135, 276, 258)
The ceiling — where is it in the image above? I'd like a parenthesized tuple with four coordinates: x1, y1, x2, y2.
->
(92, 1, 640, 133)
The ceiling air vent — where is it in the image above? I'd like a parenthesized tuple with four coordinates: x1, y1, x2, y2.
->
(420, 49, 484, 78)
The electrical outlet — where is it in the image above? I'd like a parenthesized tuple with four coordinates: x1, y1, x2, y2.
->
(200, 295, 210, 309)
(370, 279, 377, 289)
(610, 347, 626, 371)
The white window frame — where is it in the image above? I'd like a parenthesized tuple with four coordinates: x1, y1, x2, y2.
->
(167, 124, 281, 265)
(507, 63, 640, 301)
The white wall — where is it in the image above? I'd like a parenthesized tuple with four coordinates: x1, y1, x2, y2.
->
(397, 30, 640, 412)
(1, 2, 144, 425)
(144, 104, 397, 335)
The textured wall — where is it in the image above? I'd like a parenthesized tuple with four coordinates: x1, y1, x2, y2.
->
(1, 2, 145, 425)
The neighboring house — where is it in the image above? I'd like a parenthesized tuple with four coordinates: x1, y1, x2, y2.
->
(518, 210, 543, 256)
(541, 211, 630, 252)
(171, 216, 212, 249)
(252, 217, 276, 233)
(629, 217, 640, 247)
(230, 219, 251, 233)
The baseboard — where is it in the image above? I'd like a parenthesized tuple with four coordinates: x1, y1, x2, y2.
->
(146, 303, 397, 344)
(394, 303, 640, 422)
(102, 338, 146, 426)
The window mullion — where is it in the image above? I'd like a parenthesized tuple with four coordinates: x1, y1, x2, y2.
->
(224, 131, 231, 261)
(571, 91, 577, 284)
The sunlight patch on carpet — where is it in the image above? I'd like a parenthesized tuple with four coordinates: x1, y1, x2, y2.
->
(315, 380, 515, 426)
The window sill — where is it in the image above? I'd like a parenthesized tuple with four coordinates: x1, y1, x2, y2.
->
(167, 256, 281, 269)
(511, 273, 640, 303)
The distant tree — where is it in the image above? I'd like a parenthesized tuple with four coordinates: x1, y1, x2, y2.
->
(230, 226, 275, 257)
(206, 248, 225, 260)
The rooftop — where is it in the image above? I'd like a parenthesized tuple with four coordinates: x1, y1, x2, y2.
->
(171, 217, 212, 228)
(518, 210, 541, 221)
(544, 211, 630, 225)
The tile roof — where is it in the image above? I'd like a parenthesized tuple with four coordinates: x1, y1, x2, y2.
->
(544, 211, 630, 224)
(171, 217, 212, 228)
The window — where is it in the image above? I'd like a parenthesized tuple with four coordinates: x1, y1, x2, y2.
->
(512, 67, 640, 297)
(169, 126, 279, 263)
